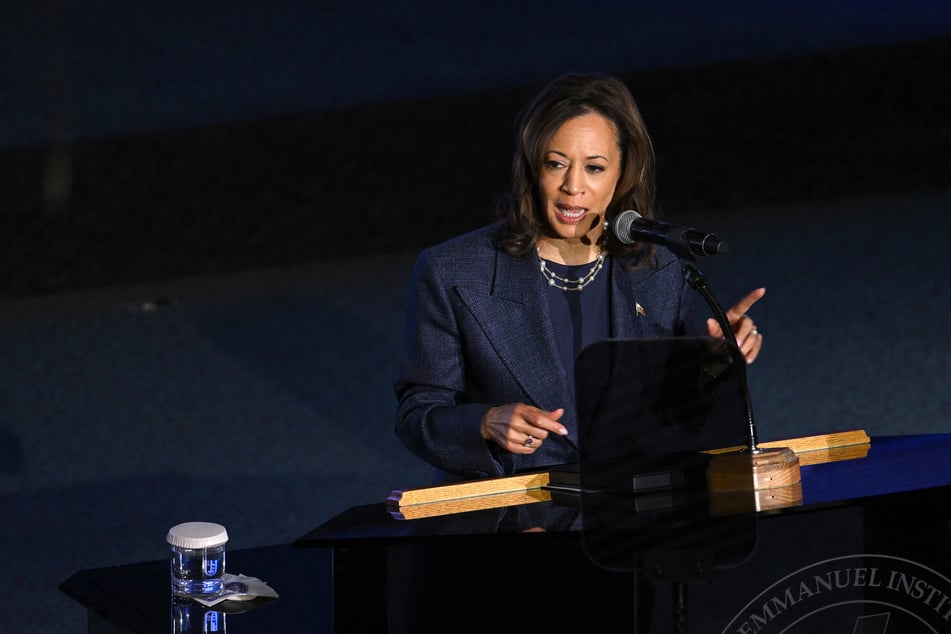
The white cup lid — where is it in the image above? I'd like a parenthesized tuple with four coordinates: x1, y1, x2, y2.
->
(166, 522, 229, 549)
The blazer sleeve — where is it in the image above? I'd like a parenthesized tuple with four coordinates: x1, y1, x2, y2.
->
(394, 248, 508, 480)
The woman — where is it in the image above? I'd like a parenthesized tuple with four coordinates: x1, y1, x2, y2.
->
(395, 73, 763, 482)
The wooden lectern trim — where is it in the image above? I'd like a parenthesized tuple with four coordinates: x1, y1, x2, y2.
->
(794, 442, 870, 466)
(390, 488, 552, 520)
(387, 472, 551, 507)
(703, 429, 870, 459)
(387, 430, 870, 510)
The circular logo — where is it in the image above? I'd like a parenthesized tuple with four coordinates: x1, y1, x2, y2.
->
(721, 554, 951, 633)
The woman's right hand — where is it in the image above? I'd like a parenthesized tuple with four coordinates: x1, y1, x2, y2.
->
(481, 403, 568, 454)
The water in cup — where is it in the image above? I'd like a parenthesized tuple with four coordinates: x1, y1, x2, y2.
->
(166, 522, 228, 597)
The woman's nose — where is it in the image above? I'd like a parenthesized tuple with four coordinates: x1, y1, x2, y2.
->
(561, 170, 582, 194)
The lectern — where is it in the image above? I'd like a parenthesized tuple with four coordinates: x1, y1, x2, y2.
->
(62, 435, 951, 632)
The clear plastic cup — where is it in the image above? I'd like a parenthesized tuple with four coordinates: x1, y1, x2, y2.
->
(167, 522, 228, 597)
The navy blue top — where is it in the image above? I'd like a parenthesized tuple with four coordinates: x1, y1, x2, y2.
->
(542, 256, 611, 401)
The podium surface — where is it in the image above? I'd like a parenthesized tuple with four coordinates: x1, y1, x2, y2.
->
(62, 434, 951, 633)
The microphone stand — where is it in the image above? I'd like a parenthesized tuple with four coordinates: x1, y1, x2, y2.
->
(680, 260, 760, 453)
(665, 230, 800, 491)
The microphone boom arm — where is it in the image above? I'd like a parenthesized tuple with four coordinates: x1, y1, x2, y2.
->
(671, 228, 761, 453)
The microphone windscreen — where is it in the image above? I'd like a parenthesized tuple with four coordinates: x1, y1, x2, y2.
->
(612, 209, 642, 244)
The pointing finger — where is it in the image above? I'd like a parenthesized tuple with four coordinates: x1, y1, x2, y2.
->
(726, 287, 766, 321)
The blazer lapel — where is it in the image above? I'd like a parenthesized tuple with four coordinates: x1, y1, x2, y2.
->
(611, 252, 693, 342)
(455, 250, 572, 421)
(611, 258, 659, 339)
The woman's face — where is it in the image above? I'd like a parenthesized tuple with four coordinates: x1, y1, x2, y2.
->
(537, 113, 621, 244)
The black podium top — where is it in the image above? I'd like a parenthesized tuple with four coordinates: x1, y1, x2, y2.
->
(295, 434, 951, 544)
(62, 434, 951, 633)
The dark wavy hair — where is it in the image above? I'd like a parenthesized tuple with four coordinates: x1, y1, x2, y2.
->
(497, 73, 657, 263)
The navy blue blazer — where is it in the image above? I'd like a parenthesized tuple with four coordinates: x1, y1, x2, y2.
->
(395, 223, 697, 481)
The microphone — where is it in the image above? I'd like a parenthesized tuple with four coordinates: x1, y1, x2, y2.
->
(612, 210, 729, 257)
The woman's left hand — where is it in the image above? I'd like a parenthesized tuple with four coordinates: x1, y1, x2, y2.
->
(706, 287, 765, 364)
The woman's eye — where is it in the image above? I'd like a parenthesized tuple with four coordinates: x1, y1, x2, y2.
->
(545, 160, 565, 170)
(586, 164, 605, 174)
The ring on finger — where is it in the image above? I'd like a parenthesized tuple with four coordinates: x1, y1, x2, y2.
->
(524, 435, 535, 448)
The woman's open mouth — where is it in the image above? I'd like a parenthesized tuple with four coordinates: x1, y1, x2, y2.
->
(555, 205, 587, 223)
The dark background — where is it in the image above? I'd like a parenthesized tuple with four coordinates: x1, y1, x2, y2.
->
(2, 2, 950, 631)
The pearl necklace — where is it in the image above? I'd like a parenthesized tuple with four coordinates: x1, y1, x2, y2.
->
(537, 248, 606, 292)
